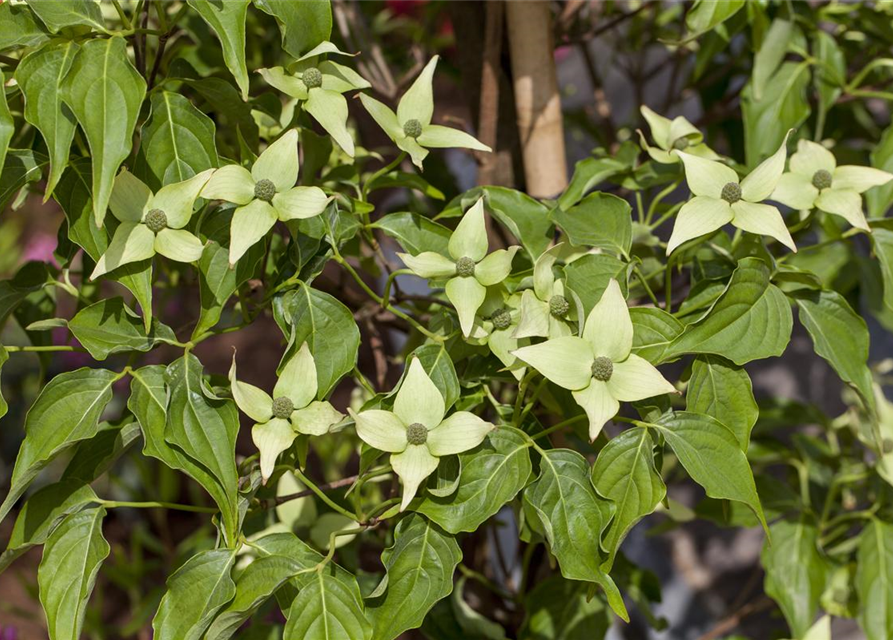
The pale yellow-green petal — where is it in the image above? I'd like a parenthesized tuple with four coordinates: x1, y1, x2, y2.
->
(771, 172, 818, 210)
(395, 134, 429, 169)
(110, 170, 152, 222)
(274, 341, 317, 408)
(417, 124, 490, 152)
(258, 67, 309, 100)
(666, 196, 733, 255)
(398, 251, 456, 279)
(292, 401, 343, 436)
(731, 201, 797, 252)
(151, 169, 214, 229)
(582, 279, 632, 362)
(252, 418, 296, 483)
(572, 381, 619, 442)
(272, 186, 328, 221)
(533, 244, 563, 300)
(394, 358, 446, 428)
(201, 164, 256, 205)
(789, 139, 836, 178)
(666, 116, 703, 148)
(349, 408, 407, 453)
(607, 354, 676, 401)
(448, 197, 488, 261)
(305, 88, 355, 157)
(153, 228, 204, 262)
(229, 200, 278, 266)
(90, 222, 155, 279)
(391, 444, 440, 511)
(252, 129, 299, 192)
(359, 94, 402, 142)
(815, 188, 869, 231)
(445, 275, 487, 337)
(677, 151, 738, 199)
(740, 130, 791, 203)
(512, 337, 594, 391)
(640, 106, 672, 149)
(475, 246, 519, 286)
(229, 353, 274, 423)
(513, 289, 551, 340)
(426, 412, 494, 456)
(397, 55, 437, 126)
(832, 165, 893, 194)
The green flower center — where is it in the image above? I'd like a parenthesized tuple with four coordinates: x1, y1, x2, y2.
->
(720, 182, 742, 204)
(406, 422, 428, 445)
(490, 308, 512, 330)
(254, 179, 276, 203)
(144, 208, 167, 234)
(549, 295, 569, 318)
(672, 137, 690, 151)
(271, 396, 294, 419)
(591, 356, 613, 382)
(302, 67, 323, 89)
(812, 169, 832, 190)
(455, 256, 476, 278)
(403, 118, 423, 139)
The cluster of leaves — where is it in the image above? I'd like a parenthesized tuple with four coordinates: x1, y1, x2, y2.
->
(1, 1, 893, 639)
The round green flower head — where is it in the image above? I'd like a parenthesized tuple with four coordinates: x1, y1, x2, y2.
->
(403, 118, 423, 139)
(591, 356, 613, 382)
(272, 396, 294, 420)
(491, 308, 512, 330)
(549, 295, 569, 318)
(455, 256, 476, 277)
(144, 208, 167, 234)
(720, 182, 742, 204)
(302, 67, 323, 89)
(812, 169, 832, 190)
(254, 178, 277, 203)
(406, 422, 428, 445)
(672, 137, 690, 151)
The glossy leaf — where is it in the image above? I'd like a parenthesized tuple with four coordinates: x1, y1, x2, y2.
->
(254, 0, 332, 58)
(686, 355, 757, 449)
(285, 570, 372, 640)
(857, 520, 893, 640)
(551, 192, 632, 258)
(520, 575, 612, 640)
(0, 2, 48, 50)
(69, 297, 177, 360)
(0, 368, 118, 524)
(630, 307, 684, 365)
(26, 0, 105, 33)
(372, 211, 452, 257)
(188, 0, 251, 99)
(367, 513, 462, 640)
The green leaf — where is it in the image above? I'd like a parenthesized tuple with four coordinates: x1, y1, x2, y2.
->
(417, 427, 532, 533)
(0, 343, 7, 419)
(54, 159, 153, 330)
(563, 253, 627, 313)
(751, 19, 793, 101)
(129, 366, 238, 538)
(654, 411, 766, 531)
(37, 506, 109, 640)
(69, 297, 177, 360)
(0, 2, 48, 50)
(253, 0, 332, 58)
(0, 149, 48, 211)
(685, 0, 745, 35)
(205, 554, 306, 640)
(519, 575, 612, 640)
(367, 513, 462, 640)
(285, 570, 372, 640)
(62, 36, 147, 226)
(187, 0, 251, 99)
(0, 261, 51, 328)
(178, 76, 258, 148)
(0, 69, 13, 177)
(591, 428, 665, 570)
(482, 187, 553, 259)
(524, 449, 627, 621)
(559, 157, 626, 210)
(762, 518, 829, 639)
(152, 549, 237, 640)
(26, 0, 105, 33)
(62, 418, 141, 482)
(372, 212, 452, 257)
(0, 367, 119, 524)
(0, 480, 97, 575)
(135, 90, 219, 191)
(15, 40, 80, 199)
(741, 61, 809, 167)
(630, 307, 684, 365)
(686, 355, 757, 450)
(856, 519, 893, 640)
(277, 283, 360, 398)
(791, 289, 875, 413)
(164, 355, 240, 539)
(871, 220, 893, 324)
(551, 192, 632, 258)
(409, 343, 460, 409)
(663, 257, 792, 365)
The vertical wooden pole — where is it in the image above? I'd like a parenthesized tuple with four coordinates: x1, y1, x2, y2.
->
(506, 0, 567, 198)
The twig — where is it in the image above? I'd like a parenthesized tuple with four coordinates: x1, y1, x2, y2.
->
(274, 474, 360, 504)
(697, 596, 774, 640)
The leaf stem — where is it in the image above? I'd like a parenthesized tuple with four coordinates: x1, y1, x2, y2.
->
(5, 345, 86, 353)
(361, 151, 407, 201)
(97, 499, 218, 513)
(292, 467, 360, 522)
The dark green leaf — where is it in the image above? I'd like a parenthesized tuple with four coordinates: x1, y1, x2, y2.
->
(0, 69, 12, 176)
(663, 257, 792, 365)
(563, 253, 627, 313)
(253, 0, 332, 58)
(26, 0, 105, 33)
(551, 192, 632, 258)
(856, 519, 893, 640)
(630, 307, 684, 365)
(558, 157, 626, 210)
(285, 571, 372, 640)
(187, 0, 251, 99)
(0, 343, 7, 418)
(417, 427, 532, 533)
(741, 61, 809, 167)
(520, 575, 612, 640)
(69, 297, 177, 360)
(15, 40, 80, 198)
(37, 506, 109, 640)
(524, 449, 627, 621)
(372, 212, 452, 257)
(751, 19, 793, 101)
(591, 428, 665, 570)
(686, 355, 757, 449)
(61, 418, 141, 482)
(62, 36, 147, 226)
(152, 549, 238, 640)
(654, 411, 766, 530)
(0, 367, 119, 524)
(0, 2, 48, 50)
(0, 149, 49, 211)
(685, 0, 745, 35)
(367, 513, 461, 640)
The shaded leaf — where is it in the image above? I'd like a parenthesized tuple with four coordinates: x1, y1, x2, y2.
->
(69, 297, 177, 360)
(686, 355, 757, 449)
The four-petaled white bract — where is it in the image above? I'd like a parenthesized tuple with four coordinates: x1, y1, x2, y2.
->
(771, 139, 893, 231)
(513, 279, 676, 441)
(398, 197, 520, 337)
(638, 105, 719, 165)
(230, 342, 344, 483)
(350, 358, 495, 511)
(513, 243, 574, 341)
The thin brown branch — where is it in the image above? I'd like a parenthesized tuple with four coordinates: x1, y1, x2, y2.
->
(696, 596, 775, 640)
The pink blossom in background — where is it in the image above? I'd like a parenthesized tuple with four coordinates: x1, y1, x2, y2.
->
(22, 232, 58, 267)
